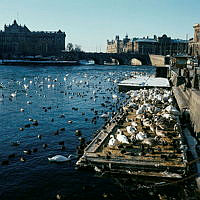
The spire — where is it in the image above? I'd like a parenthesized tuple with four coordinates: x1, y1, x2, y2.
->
(13, 19, 17, 25)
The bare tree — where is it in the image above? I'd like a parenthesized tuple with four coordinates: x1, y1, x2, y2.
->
(66, 43, 73, 52)
(74, 44, 82, 52)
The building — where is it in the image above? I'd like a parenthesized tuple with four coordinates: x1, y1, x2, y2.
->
(0, 20, 66, 58)
(158, 34, 188, 56)
(188, 24, 200, 57)
(107, 34, 188, 56)
(107, 35, 124, 53)
(134, 38, 158, 55)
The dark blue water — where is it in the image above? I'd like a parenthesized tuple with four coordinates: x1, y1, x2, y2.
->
(0, 64, 155, 200)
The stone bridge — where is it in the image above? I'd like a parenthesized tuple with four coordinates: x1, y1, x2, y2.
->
(61, 52, 152, 65)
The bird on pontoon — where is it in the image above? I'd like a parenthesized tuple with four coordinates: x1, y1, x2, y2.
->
(126, 125, 137, 135)
(108, 135, 117, 147)
(116, 130, 129, 144)
(136, 132, 147, 141)
(131, 121, 138, 127)
(165, 105, 180, 116)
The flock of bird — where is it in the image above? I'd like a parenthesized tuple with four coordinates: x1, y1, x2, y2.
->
(107, 87, 185, 160)
(0, 69, 134, 165)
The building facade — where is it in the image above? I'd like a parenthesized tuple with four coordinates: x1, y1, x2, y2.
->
(158, 34, 188, 56)
(134, 38, 158, 55)
(107, 34, 188, 56)
(0, 20, 66, 58)
(106, 35, 125, 53)
(188, 24, 200, 57)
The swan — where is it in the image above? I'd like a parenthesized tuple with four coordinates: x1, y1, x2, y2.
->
(136, 132, 147, 141)
(126, 126, 137, 135)
(116, 132, 129, 144)
(108, 135, 117, 146)
(142, 138, 154, 146)
(131, 121, 138, 127)
(165, 105, 180, 116)
(48, 154, 73, 162)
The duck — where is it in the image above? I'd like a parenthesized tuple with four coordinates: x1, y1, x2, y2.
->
(10, 92, 17, 98)
(0, 94, 4, 102)
(48, 154, 73, 162)
(11, 141, 20, 146)
(112, 94, 118, 99)
(20, 108, 24, 112)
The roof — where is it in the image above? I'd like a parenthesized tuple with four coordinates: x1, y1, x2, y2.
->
(118, 76, 170, 88)
(172, 39, 188, 43)
(135, 39, 158, 43)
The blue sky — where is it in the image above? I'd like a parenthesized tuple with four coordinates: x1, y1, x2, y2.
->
(0, 0, 199, 52)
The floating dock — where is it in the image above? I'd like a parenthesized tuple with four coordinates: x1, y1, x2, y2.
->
(76, 87, 188, 182)
(118, 76, 170, 92)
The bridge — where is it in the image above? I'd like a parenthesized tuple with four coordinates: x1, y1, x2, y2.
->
(61, 51, 152, 65)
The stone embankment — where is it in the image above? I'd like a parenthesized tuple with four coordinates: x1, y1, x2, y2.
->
(170, 69, 200, 135)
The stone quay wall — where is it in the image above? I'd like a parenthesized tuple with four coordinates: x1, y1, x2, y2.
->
(170, 70, 200, 135)
(190, 90, 200, 135)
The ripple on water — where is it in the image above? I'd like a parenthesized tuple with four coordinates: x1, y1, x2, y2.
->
(0, 64, 156, 200)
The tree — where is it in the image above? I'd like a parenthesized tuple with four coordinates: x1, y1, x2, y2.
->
(66, 43, 73, 52)
(74, 44, 81, 52)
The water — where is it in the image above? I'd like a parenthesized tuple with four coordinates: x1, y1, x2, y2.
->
(0, 64, 155, 200)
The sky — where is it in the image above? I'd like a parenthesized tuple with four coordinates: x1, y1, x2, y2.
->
(0, 0, 200, 52)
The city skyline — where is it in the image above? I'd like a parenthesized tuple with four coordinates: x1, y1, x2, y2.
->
(0, 0, 199, 52)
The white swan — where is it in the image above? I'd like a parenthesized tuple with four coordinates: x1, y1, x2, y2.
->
(131, 121, 138, 127)
(165, 105, 180, 116)
(126, 126, 137, 134)
(108, 135, 116, 146)
(116, 132, 129, 144)
(48, 154, 73, 162)
(136, 132, 147, 141)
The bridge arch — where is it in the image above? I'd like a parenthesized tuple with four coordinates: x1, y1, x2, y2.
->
(62, 52, 151, 66)
(109, 56, 126, 65)
(130, 58, 142, 65)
